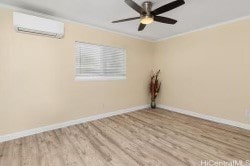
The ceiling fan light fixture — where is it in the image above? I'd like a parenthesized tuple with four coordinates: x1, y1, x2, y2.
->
(140, 15, 154, 25)
(112, 0, 185, 31)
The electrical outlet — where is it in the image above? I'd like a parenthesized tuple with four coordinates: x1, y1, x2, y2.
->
(246, 110, 250, 119)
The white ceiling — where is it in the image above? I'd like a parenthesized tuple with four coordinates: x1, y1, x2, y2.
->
(0, 0, 250, 41)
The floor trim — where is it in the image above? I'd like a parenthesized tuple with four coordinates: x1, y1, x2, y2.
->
(158, 104, 250, 130)
(0, 105, 149, 143)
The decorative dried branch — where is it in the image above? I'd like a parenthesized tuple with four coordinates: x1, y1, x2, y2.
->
(149, 70, 161, 101)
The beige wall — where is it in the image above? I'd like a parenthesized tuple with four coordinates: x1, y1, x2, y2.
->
(0, 7, 249, 136)
(154, 19, 250, 124)
(0, 8, 153, 135)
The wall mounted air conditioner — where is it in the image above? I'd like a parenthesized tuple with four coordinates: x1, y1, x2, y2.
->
(13, 12, 64, 39)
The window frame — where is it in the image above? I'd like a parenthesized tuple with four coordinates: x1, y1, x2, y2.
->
(74, 41, 126, 81)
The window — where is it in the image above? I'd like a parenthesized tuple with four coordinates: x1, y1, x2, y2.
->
(75, 42, 126, 81)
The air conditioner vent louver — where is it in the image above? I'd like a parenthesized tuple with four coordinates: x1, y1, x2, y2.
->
(17, 27, 58, 38)
(13, 12, 64, 39)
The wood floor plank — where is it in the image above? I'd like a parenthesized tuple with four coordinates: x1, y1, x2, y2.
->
(0, 142, 4, 161)
(157, 109, 250, 137)
(64, 125, 109, 166)
(41, 131, 66, 166)
(0, 139, 12, 166)
(36, 133, 56, 166)
(132, 110, 250, 151)
(12, 138, 22, 166)
(84, 123, 140, 166)
(148, 110, 250, 144)
(89, 121, 148, 166)
(130, 111, 250, 160)
(92, 120, 179, 166)
(77, 123, 127, 166)
(53, 129, 85, 166)
(0, 108, 249, 166)
(101, 117, 197, 165)
(140, 110, 250, 154)
(111, 114, 220, 162)
(118, 113, 229, 161)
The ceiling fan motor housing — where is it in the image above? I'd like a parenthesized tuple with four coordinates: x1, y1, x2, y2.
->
(140, 1, 154, 24)
(142, 1, 153, 16)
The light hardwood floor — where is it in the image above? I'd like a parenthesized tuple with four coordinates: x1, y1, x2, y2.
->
(0, 108, 250, 166)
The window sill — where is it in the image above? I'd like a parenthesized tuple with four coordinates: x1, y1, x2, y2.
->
(75, 76, 126, 81)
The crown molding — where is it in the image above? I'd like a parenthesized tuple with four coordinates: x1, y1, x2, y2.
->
(154, 15, 250, 42)
(0, 3, 249, 43)
(0, 3, 153, 43)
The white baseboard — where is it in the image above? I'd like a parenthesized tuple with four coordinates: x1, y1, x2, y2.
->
(158, 104, 250, 130)
(0, 105, 149, 143)
(2, 104, 248, 143)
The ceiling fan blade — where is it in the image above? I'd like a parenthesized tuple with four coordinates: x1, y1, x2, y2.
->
(138, 23, 146, 31)
(154, 16, 177, 24)
(112, 17, 140, 23)
(151, 0, 185, 15)
(125, 0, 144, 14)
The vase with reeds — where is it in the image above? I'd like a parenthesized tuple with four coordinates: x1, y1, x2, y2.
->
(149, 70, 161, 109)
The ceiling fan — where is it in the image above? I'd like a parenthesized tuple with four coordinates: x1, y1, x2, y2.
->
(112, 0, 185, 31)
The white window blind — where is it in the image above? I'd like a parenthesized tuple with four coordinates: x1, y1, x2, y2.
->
(75, 42, 126, 81)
